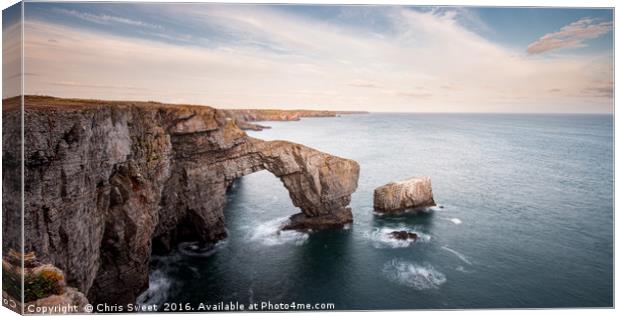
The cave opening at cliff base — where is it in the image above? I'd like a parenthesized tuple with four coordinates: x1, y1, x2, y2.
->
(151, 170, 297, 256)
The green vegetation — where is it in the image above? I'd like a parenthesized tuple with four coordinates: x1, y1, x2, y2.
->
(2, 265, 65, 302)
(24, 268, 65, 302)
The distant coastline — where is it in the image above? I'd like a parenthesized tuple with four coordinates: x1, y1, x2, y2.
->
(3, 95, 368, 132)
(222, 109, 369, 131)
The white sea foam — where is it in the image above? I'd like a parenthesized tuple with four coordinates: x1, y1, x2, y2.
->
(441, 246, 472, 265)
(249, 216, 309, 246)
(136, 254, 181, 305)
(178, 240, 227, 258)
(366, 226, 430, 249)
(136, 269, 171, 305)
(373, 206, 437, 216)
(449, 218, 462, 225)
(382, 259, 446, 290)
(428, 204, 445, 212)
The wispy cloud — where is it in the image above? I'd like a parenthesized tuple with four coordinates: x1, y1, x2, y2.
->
(348, 79, 382, 89)
(54, 8, 163, 29)
(21, 5, 613, 113)
(50, 80, 150, 91)
(428, 7, 494, 35)
(527, 18, 612, 54)
(581, 82, 613, 98)
(394, 91, 433, 99)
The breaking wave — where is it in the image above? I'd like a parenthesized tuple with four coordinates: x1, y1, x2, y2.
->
(249, 216, 309, 246)
(382, 259, 446, 290)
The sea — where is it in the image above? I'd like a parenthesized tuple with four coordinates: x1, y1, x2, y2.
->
(137, 113, 613, 310)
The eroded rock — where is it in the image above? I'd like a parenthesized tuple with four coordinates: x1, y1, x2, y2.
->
(374, 176, 435, 213)
(7, 96, 359, 306)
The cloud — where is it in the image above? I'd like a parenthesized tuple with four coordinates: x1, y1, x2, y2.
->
(440, 84, 460, 91)
(348, 80, 382, 88)
(428, 7, 494, 35)
(49, 81, 150, 91)
(395, 91, 433, 98)
(527, 18, 612, 54)
(54, 8, 163, 29)
(581, 82, 613, 98)
(20, 6, 613, 113)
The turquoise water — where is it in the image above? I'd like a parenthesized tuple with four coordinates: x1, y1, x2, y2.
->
(139, 113, 613, 309)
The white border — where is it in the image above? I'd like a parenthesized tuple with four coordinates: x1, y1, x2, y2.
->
(0, 1, 616, 316)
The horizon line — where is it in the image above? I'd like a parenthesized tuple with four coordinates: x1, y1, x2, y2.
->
(5, 94, 614, 115)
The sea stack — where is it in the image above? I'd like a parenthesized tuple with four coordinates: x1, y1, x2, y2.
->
(373, 176, 436, 213)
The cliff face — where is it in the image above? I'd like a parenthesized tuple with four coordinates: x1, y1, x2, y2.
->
(6, 96, 359, 306)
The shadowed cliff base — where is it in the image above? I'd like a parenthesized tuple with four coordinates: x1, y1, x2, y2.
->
(3, 95, 359, 306)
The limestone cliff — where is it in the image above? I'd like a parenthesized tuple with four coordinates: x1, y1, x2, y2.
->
(3, 96, 359, 306)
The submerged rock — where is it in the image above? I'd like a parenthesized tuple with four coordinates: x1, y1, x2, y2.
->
(374, 176, 436, 213)
(389, 231, 419, 241)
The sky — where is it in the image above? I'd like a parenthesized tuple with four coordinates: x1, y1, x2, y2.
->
(2, 3, 614, 113)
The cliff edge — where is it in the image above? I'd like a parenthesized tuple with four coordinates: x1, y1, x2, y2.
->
(3, 96, 360, 306)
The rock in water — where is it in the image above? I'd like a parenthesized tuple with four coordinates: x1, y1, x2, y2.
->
(389, 231, 419, 240)
(283, 207, 353, 231)
(373, 176, 436, 213)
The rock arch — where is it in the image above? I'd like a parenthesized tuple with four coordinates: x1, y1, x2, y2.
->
(151, 133, 360, 252)
(16, 96, 359, 306)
